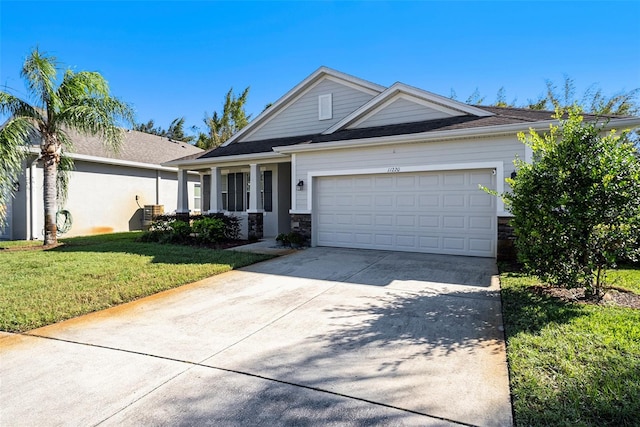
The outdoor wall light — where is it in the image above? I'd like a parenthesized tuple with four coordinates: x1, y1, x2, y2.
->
(297, 180, 304, 191)
(13, 181, 20, 192)
(511, 171, 517, 180)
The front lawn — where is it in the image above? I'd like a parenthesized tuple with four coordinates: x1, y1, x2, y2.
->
(0, 232, 272, 332)
(501, 268, 640, 426)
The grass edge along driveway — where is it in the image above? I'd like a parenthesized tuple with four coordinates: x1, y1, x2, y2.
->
(500, 266, 640, 427)
(0, 232, 272, 333)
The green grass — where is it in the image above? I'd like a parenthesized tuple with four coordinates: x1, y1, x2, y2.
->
(0, 232, 272, 332)
(607, 265, 640, 294)
(501, 268, 640, 426)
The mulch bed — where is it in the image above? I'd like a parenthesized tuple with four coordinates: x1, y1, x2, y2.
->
(531, 285, 640, 310)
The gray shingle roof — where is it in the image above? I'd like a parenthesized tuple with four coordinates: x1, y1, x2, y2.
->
(195, 106, 626, 160)
(65, 129, 203, 164)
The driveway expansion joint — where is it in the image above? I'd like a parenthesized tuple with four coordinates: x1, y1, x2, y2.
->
(20, 332, 478, 427)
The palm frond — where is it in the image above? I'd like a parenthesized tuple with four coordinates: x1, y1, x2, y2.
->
(0, 92, 43, 122)
(56, 96, 133, 152)
(20, 48, 59, 111)
(0, 117, 38, 226)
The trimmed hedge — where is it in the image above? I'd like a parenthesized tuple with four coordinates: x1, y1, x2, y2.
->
(138, 213, 241, 244)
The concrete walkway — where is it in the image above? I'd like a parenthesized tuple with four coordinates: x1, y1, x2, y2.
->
(1, 248, 512, 426)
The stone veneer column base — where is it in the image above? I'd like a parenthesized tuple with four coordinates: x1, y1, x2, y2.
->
(497, 216, 517, 262)
(290, 214, 312, 244)
(175, 212, 190, 222)
(248, 212, 264, 239)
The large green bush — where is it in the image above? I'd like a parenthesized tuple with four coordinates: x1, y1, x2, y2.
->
(192, 217, 225, 243)
(504, 107, 640, 296)
(137, 213, 241, 245)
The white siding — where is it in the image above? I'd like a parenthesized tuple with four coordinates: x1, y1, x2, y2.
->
(246, 79, 376, 141)
(353, 97, 455, 129)
(293, 135, 524, 212)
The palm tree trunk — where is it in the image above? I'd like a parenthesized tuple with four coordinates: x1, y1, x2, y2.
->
(42, 152, 58, 245)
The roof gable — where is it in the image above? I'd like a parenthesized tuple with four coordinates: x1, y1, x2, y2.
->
(222, 66, 385, 145)
(322, 83, 494, 134)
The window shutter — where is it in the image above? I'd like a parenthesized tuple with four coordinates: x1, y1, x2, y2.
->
(318, 94, 332, 120)
(263, 171, 273, 212)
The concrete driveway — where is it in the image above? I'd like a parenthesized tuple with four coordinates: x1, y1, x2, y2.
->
(0, 247, 512, 426)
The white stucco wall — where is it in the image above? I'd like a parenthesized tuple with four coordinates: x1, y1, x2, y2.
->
(9, 160, 199, 240)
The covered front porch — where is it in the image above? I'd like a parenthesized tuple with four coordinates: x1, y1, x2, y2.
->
(175, 159, 292, 239)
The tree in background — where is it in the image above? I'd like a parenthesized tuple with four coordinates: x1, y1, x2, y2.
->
(502, 107, 640, 297)
(455, 75, 639, 116)
(196, 87, 250, 149)
(133, 117, 194, 143)
(0, 48, 133, 245)
(133, 119, 164, 135)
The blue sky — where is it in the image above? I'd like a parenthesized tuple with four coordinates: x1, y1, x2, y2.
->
(2, 1, 639, 136)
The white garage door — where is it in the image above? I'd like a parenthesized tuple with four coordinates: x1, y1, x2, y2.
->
(315, 169, 496, 257)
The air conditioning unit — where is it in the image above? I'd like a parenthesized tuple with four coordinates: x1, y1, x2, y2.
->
(143, 205, 164, 230)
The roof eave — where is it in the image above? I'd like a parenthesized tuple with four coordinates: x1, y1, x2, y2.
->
(163, 151, 290, 168)
(275, 116, 640, 154)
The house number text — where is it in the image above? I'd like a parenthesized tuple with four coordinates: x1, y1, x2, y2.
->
(387, 167, 400, 173)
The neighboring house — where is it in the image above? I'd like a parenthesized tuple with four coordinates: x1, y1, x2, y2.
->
(1, 130, 202, 240)
(166, 67, 640, 258)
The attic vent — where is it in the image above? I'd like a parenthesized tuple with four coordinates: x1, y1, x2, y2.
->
(318, 93, 332, 120)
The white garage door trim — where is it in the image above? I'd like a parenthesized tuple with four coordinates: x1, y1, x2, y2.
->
(308, 163, 503, 257)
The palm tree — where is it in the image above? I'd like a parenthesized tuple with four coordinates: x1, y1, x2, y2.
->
(0, 48, 133, 245)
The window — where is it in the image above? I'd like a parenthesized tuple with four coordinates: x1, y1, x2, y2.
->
(226, 173, 244, 212)
(318, 93, 332, 120)
(262, 171, 273, 212)
(193, 184, 201, 212)
(221, 175, 228, 211)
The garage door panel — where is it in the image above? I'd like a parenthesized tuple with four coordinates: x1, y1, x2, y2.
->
(396, 175, 416, 188)
(419, 215, 440, 228)
(397, 215, 416, 227)
(354, 233, 373, 244)
(469, 216, 493, 230)
(470, 193, 493, 207)
(374, 176, 394, 188)
(419, 195, 440, 208)
(443, 237, 465, 250)
(354, 214, 373, 225)
(375, 195, 393, 207)
(419, 175, 439, 186)
(335, 214, 353, 225)
(375, 215, 393, 226)
(397, 194, 416, 207)
(443, 216, 465, 229)
(471, 171, 493, 186)
(316, 169, 496, 257)
(443, 173, 465, 186)
(443, 194, 465, 207)
(396, 235, 416, 247)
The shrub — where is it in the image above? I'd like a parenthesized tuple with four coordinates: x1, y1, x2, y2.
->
(137, 213, 242, 245)
(192, 217, 225, 244)
(502, 107, 640, 297)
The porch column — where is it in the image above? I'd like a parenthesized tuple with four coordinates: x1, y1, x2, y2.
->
(209, 166, 223, 213)
(247, 163, 263, 239)
(248, 163, 261, 212)
(176, 168, 190, 214)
